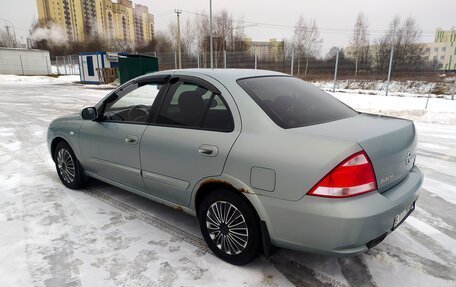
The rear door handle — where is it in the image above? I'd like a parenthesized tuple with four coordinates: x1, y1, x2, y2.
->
(125, 135, 138, 145)
(198, 144, 218, 157)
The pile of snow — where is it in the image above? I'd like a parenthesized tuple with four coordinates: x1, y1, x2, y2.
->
(315, 79, 455, 97)
(330, 91, 456, 125)
(0, 74, 80, 85)
(52, 64, 80, 76)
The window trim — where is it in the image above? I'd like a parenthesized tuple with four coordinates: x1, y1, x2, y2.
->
(97, 76, 170, 125)
(150, 76, 235, 133)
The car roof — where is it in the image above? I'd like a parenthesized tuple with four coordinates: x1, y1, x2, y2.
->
(146, 68, 289, 83)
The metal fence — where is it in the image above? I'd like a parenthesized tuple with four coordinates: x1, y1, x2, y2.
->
(49, 50, 455, 98)
(151, 50, 456, 97)
(0, 48, 52, 76)
(52, 55, 79, 75)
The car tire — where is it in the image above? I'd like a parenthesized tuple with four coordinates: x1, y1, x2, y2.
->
(198, 189, 261, 265)
(54, 141, 88, 189)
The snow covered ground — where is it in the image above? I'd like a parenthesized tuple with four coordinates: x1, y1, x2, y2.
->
(0, 75, 455, 287)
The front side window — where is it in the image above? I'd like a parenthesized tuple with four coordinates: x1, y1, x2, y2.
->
(103, 82, 163, 123)
(238, 76, 358, 129)
(157, 81, 234, 131)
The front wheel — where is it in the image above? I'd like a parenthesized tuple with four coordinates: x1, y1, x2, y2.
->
(54, 141, 87, 189)
(198, 190, 261, 265)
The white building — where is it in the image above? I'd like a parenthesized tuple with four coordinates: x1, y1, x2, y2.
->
(425, 28, 456, 70)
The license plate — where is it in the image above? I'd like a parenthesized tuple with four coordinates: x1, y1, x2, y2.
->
(392, 202, 415, 230)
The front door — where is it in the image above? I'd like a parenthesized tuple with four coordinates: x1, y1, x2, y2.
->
(140, 76, 241, 206)
(79, 77, 167, 191)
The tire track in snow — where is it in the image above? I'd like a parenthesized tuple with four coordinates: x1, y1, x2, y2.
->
(417, 149, 456, 163)
(86, 186, 353, 287)
(413, 192, 456, 240)
(337, 257, 378, 287)
(417, 165, 456, 188)
(10, 121, 84, 286)
(421, 177, 456, 205)
(269, 254, 350, 287)
(84, 186, 213, 256)
(367, 243, 456, 281)
(405, 217, 456, 256)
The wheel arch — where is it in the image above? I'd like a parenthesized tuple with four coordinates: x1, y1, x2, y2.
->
(192, 176, 276, 257)
(50, 137, 68, 161)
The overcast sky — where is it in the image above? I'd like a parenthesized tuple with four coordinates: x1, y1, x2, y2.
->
(1, 0, 455, 55)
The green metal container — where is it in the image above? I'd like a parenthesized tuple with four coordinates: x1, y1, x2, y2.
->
(118, 54, 159, 84)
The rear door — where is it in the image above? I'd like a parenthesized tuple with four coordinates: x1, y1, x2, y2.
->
(140, 75, 241, 206)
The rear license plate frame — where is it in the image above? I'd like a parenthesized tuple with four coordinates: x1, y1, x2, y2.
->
(392, 202, 415, 230)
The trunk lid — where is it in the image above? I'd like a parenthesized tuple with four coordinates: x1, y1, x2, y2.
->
(299, 113, 417, 193)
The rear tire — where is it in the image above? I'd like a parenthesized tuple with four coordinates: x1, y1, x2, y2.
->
(198, 189, 260, 265)
(54, 141, 88, 189)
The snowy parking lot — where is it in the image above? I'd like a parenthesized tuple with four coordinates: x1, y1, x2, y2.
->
(1, 75, 455, 287)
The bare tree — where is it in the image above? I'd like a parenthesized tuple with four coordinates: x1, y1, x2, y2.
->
(213, 9, 232, 67)
(398, 17, 426, 68)
(326, 46, 340, 60)
(280, 38, 293, 73)
(350, 13, 369, 74)
(153, 31, 173, 52)
(181, 19, 196, 56)
(0, 28, 7, 47)
(194, 11, 210, 66)
(293, 15, 322, 76)
(231, 16, 248, 52)
(374, 16, 426, 71)
(167, 21, 178, 51)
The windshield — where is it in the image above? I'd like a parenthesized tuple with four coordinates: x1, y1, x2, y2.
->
(237, 76, 358, 129)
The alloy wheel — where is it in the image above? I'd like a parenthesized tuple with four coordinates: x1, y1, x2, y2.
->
(57, 148, 75, 183)
(206, 201, 249, 255)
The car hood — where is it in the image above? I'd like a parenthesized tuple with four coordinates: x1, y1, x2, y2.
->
(50, 113, 81, 125)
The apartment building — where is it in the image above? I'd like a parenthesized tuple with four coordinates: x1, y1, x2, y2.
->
(36, 0, 85, 41)
(246, 38, 284, 60)
(36, 0, 154, 45)
(425, 28, 456, 70)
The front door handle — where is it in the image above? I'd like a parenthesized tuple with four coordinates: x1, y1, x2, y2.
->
(198, 144, 218, 157)
(125, 135, 138, 145)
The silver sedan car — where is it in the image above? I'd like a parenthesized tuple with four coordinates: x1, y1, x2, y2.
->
(48, 69, 423, 265)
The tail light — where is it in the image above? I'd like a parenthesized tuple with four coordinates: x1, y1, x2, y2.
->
(307, 151, 377, 198)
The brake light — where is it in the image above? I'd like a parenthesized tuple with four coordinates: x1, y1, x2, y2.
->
(307, 151, 377, 198)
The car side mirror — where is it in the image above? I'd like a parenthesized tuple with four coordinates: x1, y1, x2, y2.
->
(81, 107, 98, 120)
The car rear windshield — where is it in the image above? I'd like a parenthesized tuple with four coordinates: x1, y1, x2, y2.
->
(238, 76, 358, 129)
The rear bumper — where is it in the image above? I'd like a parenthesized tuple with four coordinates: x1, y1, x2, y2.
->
(257, 166, 423, 255)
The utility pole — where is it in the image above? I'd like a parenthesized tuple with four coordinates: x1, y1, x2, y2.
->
(355, 57, 358, 77)
(4, 25, 12, 48)
(209, 0, 213, 69)
(290, 48, 294, 76)
(333, 48, 339, 92)
(174, 9, 182, 69)
(385, 47, 394, 97)
(452, 75, 456, 100)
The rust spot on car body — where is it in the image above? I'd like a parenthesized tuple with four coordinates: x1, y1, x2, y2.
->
(200, 179, 252, 194)
(175, 206, 184, 212)
(239, 188, 250, 193)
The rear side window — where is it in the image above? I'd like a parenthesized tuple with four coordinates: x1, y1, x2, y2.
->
(238, 76, 357, 129)
(157, 81, 234, 132)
